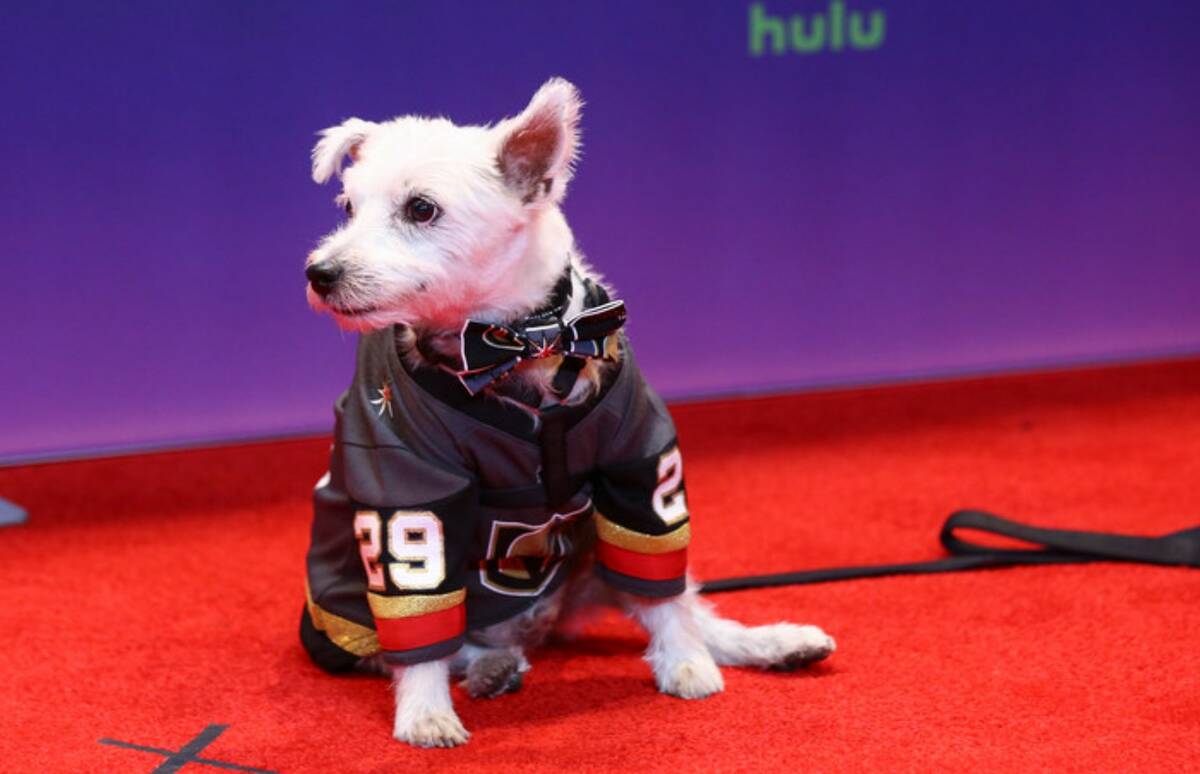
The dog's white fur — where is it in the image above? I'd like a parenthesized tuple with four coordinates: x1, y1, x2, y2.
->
(306, 78, 834, 748)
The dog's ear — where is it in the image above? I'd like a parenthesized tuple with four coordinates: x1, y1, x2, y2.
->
(311, 118, 377, 184)
(496, 78, 582, 205)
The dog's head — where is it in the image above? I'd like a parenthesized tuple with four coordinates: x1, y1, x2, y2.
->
(304, 78, 582, 332)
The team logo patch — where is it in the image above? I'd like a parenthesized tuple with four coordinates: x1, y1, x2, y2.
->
(480, 502, 591, 596)
(369, 382, 394, 418)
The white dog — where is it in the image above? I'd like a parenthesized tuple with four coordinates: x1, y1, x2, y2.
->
(299, 77, 835, 748)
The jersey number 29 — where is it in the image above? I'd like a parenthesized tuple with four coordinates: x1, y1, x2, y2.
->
(353, 510, 446, 591)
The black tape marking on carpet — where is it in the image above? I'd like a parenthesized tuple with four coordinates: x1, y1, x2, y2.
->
(99, 724, 277, 774)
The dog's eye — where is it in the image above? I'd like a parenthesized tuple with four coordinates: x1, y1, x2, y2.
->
(404, 196, 439, 224)
(341, 199, 354, 218)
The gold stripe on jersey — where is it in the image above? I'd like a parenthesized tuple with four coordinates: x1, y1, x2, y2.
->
(305, 582, 380, 657)
(595, 512, 691, 554)
(367, 588, 467, 620)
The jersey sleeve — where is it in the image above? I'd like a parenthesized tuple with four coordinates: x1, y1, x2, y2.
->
(311, 376, 478, 667)
(350, 464, 476, 666)
(589, 350, 692, 597)
(592, 440, 692, 597)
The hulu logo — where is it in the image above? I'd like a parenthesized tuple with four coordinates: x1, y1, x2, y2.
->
(749, 2, 886, 56)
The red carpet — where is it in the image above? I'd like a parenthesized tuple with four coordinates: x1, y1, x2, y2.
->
(2, 360, 1198, 773)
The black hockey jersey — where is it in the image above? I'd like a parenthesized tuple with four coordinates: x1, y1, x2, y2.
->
(301, 327, 691, 669)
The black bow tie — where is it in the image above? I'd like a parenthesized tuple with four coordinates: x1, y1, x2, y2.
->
(456, 298, 626, 396)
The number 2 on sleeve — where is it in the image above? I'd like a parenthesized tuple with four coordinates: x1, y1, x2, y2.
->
(652, 447, 689, 525)
(353, 511, 385, 591)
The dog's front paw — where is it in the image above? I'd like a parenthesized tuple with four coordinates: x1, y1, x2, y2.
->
(464, 651, 523, 699)
(656, 655, 725, 700)
(394, 710, 470, 748)
(766, 624, 836, 671)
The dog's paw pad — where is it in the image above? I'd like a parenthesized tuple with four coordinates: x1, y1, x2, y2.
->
(770, 626, 836, 671)
(465, 651, 523, 699)
(659, 657, 724, 700)
(395, 712, 470, 748)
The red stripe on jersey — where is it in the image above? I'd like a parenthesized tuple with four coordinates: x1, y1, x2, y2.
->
(374, 602, 465, 653)
(596, 542, 688, 581)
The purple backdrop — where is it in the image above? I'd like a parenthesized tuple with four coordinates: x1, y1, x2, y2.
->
(3, 0, 1198, 463)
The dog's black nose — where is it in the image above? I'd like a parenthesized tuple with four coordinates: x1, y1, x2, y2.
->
(306, 262, 343, 297)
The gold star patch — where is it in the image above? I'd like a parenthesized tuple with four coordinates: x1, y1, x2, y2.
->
(369, 382, 394, 418)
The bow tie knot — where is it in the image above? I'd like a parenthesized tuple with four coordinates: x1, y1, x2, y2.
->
(456, 300, 626, 396)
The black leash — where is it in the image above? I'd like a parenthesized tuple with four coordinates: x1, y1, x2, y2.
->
(698, 509, 1200, 594)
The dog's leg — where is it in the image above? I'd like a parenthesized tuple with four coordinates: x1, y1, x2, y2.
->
(453, 642, 527, 699)
(449, 583, 564, 700)
(691, 593, 836, 670)
(627, 588, 724, 700)
(392, 658, 469, 748)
